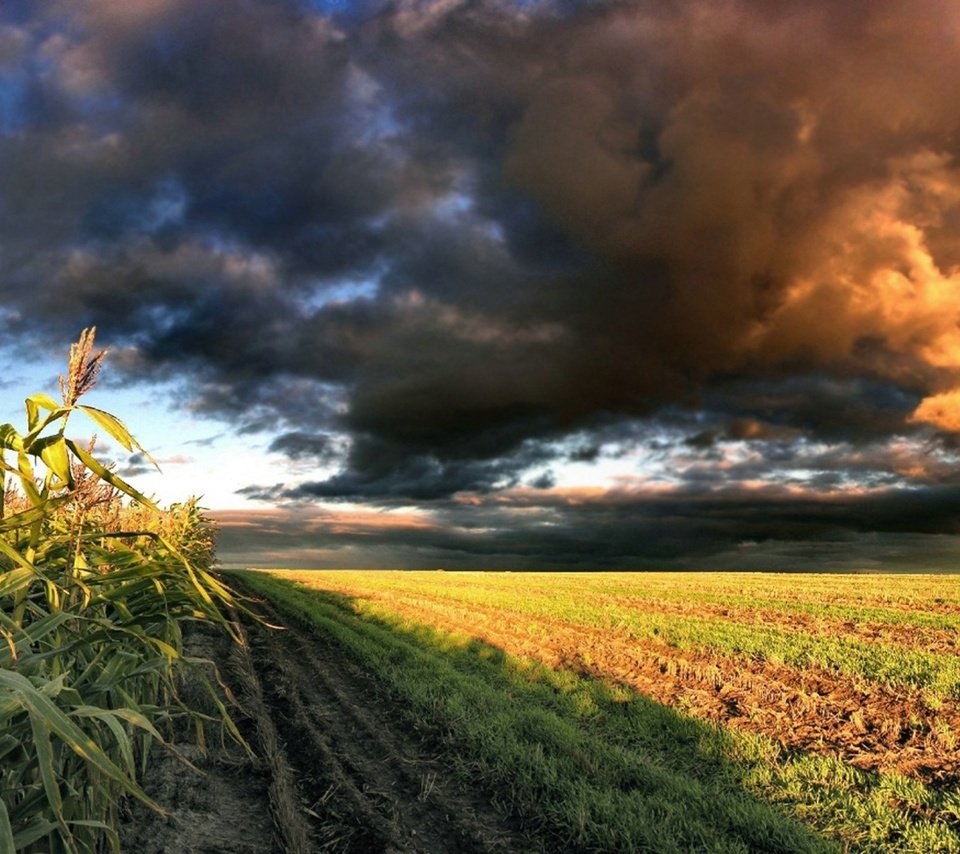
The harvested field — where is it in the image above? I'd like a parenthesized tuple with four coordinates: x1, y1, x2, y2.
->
(238, 569, 960, 853)
(306, 586, 960, 785)
(275, 571, 960, 697)
(123, 570, 960, 852)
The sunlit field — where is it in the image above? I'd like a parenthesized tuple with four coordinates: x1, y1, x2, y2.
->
(242, 569, 960, 853)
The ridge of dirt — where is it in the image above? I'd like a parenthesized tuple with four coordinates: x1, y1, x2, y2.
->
(588, 593, 960, 654)
(119, 621, 280, 854)
(122, 591, 532, 852)
(227, 622, 314, 853)
(243, 594, 529, 853)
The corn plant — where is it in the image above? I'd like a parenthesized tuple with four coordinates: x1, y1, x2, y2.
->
(0, 329, 242, 853)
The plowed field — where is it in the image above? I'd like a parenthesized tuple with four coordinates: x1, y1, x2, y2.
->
(122, 592, 527, 853)
(238, 570, 960, 853)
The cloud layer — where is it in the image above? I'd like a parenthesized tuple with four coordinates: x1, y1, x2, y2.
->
(5, 0, 960, 566)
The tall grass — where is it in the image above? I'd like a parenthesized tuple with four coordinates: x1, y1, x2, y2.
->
(0, 329, 241, 853)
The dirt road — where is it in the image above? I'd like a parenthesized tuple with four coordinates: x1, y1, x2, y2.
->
(121, 590, 528, 853)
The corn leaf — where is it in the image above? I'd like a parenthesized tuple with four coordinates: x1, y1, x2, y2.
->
(25, 392, 60, 432)
(65, 440, 157, 509)
(74, 708, 136, 779)
(29, 711, 67, 834)
(0, 733, 18, 761)
(0, 423, 23, 451)
(12, 818, 61, 850)
(0, 536, 38, 572)
(78, 406, 156, 468)
(34, 436, 73, 486)
(0, 797, 14, 854)
(0, 669, 159, 811)
(16, 450, 42, 505)
(22, 407, 71, 450)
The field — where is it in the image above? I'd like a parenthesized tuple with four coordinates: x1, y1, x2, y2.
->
(233, 569, 960, 853)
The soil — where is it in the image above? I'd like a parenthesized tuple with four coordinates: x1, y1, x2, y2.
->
(119, 619, 278, 854)
(330, 585, 960, 788)
(120, 575, 959, 851)
(120, 589, 530, 853)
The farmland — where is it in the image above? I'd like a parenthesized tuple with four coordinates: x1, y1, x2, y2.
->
(3, 329, 959, 854)
(237, 569, 960, 853)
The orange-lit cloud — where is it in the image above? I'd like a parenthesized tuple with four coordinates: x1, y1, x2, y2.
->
(909, 390, 960, 432)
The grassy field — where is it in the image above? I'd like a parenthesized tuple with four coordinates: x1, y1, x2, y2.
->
(241, 569, 960, 853)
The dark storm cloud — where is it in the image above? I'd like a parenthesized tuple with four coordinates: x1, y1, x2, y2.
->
(215, 483, 960, 570)
(267, 431, 337, 462)
(699, 377, 924, 444)
(434, 482, 960, 562)
(7, 0, 960, 563)
(246, 434, 556, 501)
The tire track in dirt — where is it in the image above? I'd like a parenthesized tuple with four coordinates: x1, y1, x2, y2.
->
(120, 621, 280, 854)
(242, 593, 530, 853)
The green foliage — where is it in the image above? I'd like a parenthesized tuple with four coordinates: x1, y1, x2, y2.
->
(0, 329, 240, 853)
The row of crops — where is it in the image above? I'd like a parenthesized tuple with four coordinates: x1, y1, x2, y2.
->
(290, 570, 960, 695)
(244, 569, 960, 852)
(0, 331, 240, 852)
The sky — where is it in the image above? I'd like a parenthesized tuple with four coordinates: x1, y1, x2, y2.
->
(3, 0, 960, 571)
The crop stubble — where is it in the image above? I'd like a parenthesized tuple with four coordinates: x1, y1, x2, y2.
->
(293, 573, 960, 788)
